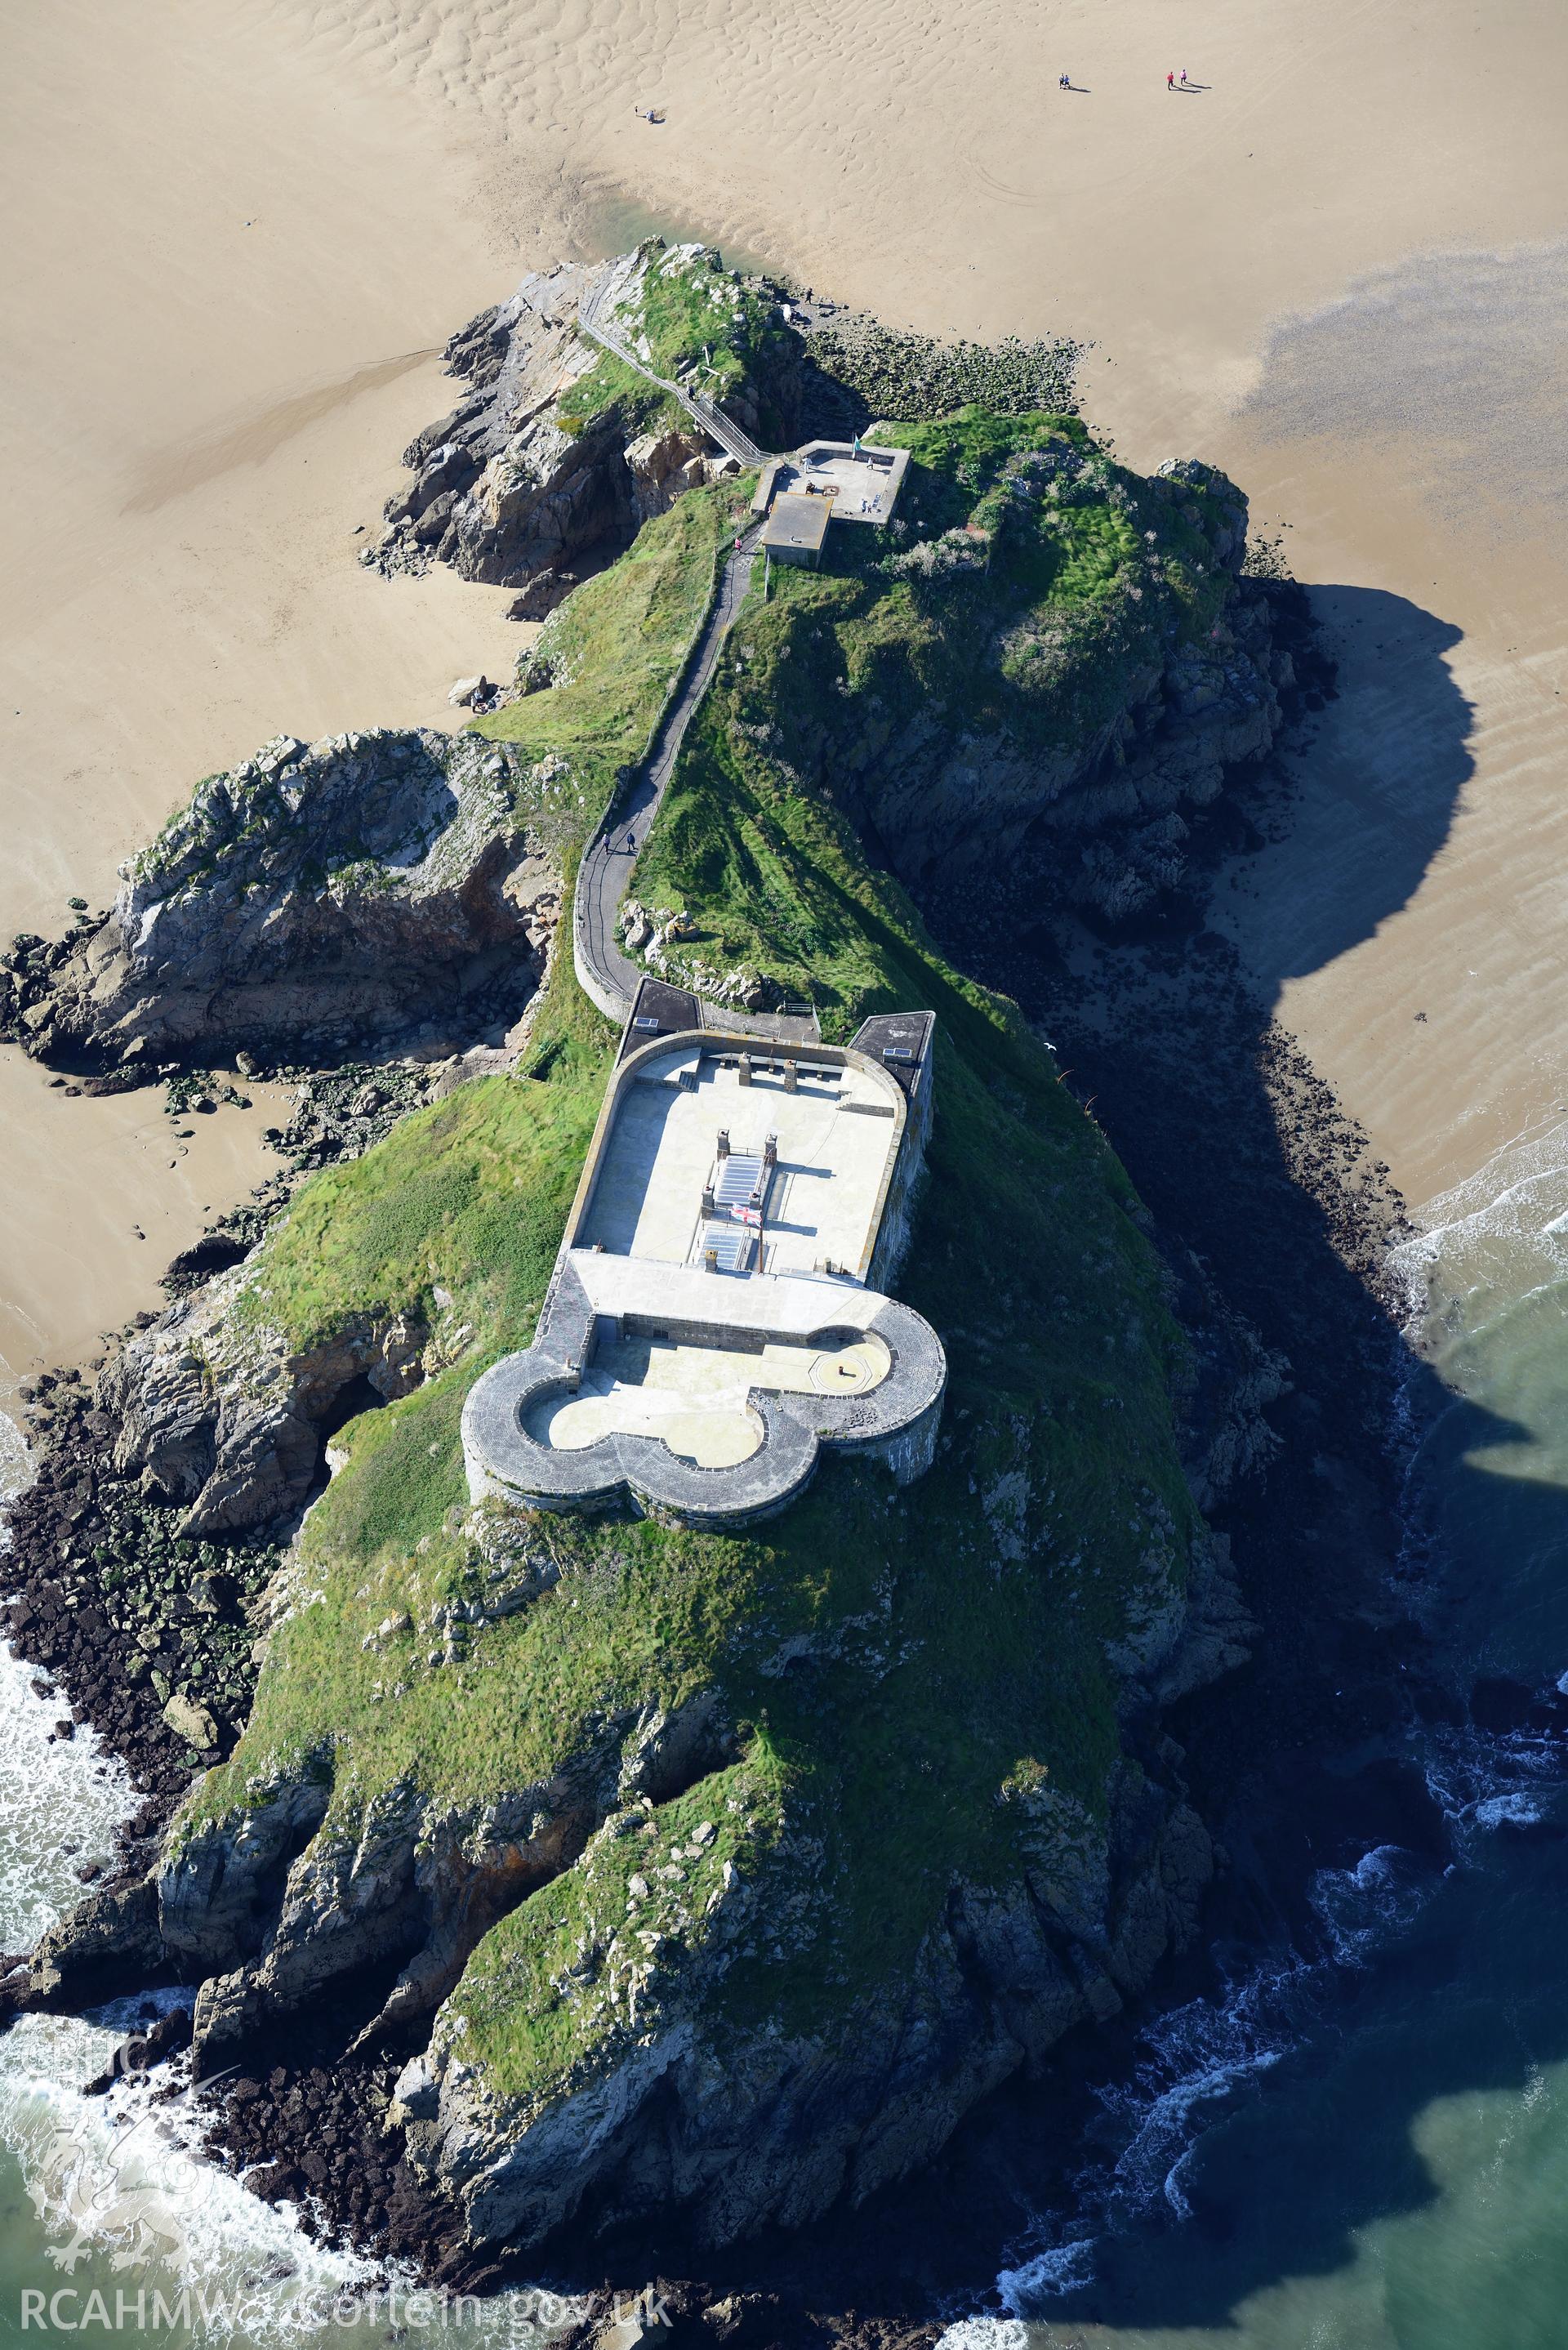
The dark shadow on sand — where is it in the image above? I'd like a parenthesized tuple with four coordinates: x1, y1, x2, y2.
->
(568, 581, 1568, 2334)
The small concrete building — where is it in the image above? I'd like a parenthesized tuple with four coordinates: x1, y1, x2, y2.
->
(753, 441, 911, 529)
(759, 492, 832, 569)
(752, 441, 911, 570)
(462, 992, 943, 1530)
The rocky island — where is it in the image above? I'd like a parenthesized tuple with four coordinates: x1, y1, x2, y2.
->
(2, 241, 1339, 2334)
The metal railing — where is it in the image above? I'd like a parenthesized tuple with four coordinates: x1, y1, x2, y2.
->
(577, 269, 770, 470)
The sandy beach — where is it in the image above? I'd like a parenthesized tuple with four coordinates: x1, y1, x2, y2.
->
(4, 6, 1568, 2333)
(2, 0, 1565, 1380)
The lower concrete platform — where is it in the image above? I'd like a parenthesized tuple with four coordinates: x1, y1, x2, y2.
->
(460, 1019, 943, 1527)
(752, 440, 911, 528)
(524, 1331, 890, 1470)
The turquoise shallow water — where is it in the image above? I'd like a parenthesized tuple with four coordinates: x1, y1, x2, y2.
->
(932, 1115, 1568, 2350)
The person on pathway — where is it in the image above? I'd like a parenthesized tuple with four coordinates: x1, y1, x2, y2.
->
(1167, 70, 1175, 89)
(626, 830, 636, 854)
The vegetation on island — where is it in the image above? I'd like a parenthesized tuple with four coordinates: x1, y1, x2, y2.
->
(635, 406, 1240, 1012)
(479, 483, 734, 855)
(556, 243, 798, 448)
(170, 401, 1233, 2117)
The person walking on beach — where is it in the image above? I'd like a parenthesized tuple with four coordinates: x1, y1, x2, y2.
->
(1166, 70, 1174, 90)
(1180, 67, 1188, 85)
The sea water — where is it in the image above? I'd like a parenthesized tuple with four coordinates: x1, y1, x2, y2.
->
(936, 1113, 1568, 2350)
(5, 1144, 1567, 2345)
(0, 1428, 575, 2348)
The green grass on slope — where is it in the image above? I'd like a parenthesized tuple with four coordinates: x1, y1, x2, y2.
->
(234, 1058, 599, 1360)
(180, 408, 1205, 2098)
(475, 484, 744, 849)
(405, 867, 1198, 2098)
(632, 408, 1241, 1010)
(555, 243, 793, 445)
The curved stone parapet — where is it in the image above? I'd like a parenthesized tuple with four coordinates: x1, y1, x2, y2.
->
(461, 1282, 947, 1531)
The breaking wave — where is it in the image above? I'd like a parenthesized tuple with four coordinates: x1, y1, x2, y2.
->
(945, 1109, 1568, 2337)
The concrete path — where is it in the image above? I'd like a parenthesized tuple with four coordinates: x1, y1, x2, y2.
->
(578, 265, 772, 470)
(572, 524, 820, 1044)
(570, 262, 816, 1041)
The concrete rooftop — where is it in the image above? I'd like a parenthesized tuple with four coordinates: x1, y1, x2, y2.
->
(577, 1047, 899, 1278)
(753, 440, 911, 528)
(760, 493, 831, 555)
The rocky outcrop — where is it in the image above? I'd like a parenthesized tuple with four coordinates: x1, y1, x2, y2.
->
(155, 1654, 736, 2080)
(96, 1255, 434, 1536)
(835, 460, 1291, 906)
(20, 729, 559, 1071)
(388, 1759, 1211, 2254)
(30, 1875, 165, 2004)
(372, 244, 777, 609)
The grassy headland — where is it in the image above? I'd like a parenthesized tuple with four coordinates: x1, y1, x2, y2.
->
(557, 243, 798, 448)
(635, 407, 1237, 1014)
(171, 404, 1234, 2108)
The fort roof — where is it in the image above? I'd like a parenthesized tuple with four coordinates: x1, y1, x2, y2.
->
(752, 440, 911, 530)
(461, 1015, 943, 1527)
(760, 493, 832, 555)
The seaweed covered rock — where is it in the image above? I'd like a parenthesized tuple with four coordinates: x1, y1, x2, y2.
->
(25, 729, 558, 1068)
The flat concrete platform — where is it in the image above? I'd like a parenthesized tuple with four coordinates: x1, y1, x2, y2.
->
(753, 440, 910, 527)
(577, 1049, 898, 1278)
(760, 493, 831, 559)
(569, 1249, 883, 1337)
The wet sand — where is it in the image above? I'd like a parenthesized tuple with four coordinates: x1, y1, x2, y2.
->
(3, 0, 1565, 1374)
(0, 0, 530, 1379)
(1209, 257, 1568, 1210)
(0, 1059, 293, 1388)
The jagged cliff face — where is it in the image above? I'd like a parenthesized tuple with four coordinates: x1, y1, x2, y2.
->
(22, 729, 558, 1069)
(767, 448, 1287, 911)
(97, 1257, 435, 1537)
(389, 1750, 1217, 2253)
(372, 240, 796, 613)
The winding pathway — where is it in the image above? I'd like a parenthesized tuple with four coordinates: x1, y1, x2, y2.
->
(572, 522, 818, 1044)
(571, 270, 817, 1043)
